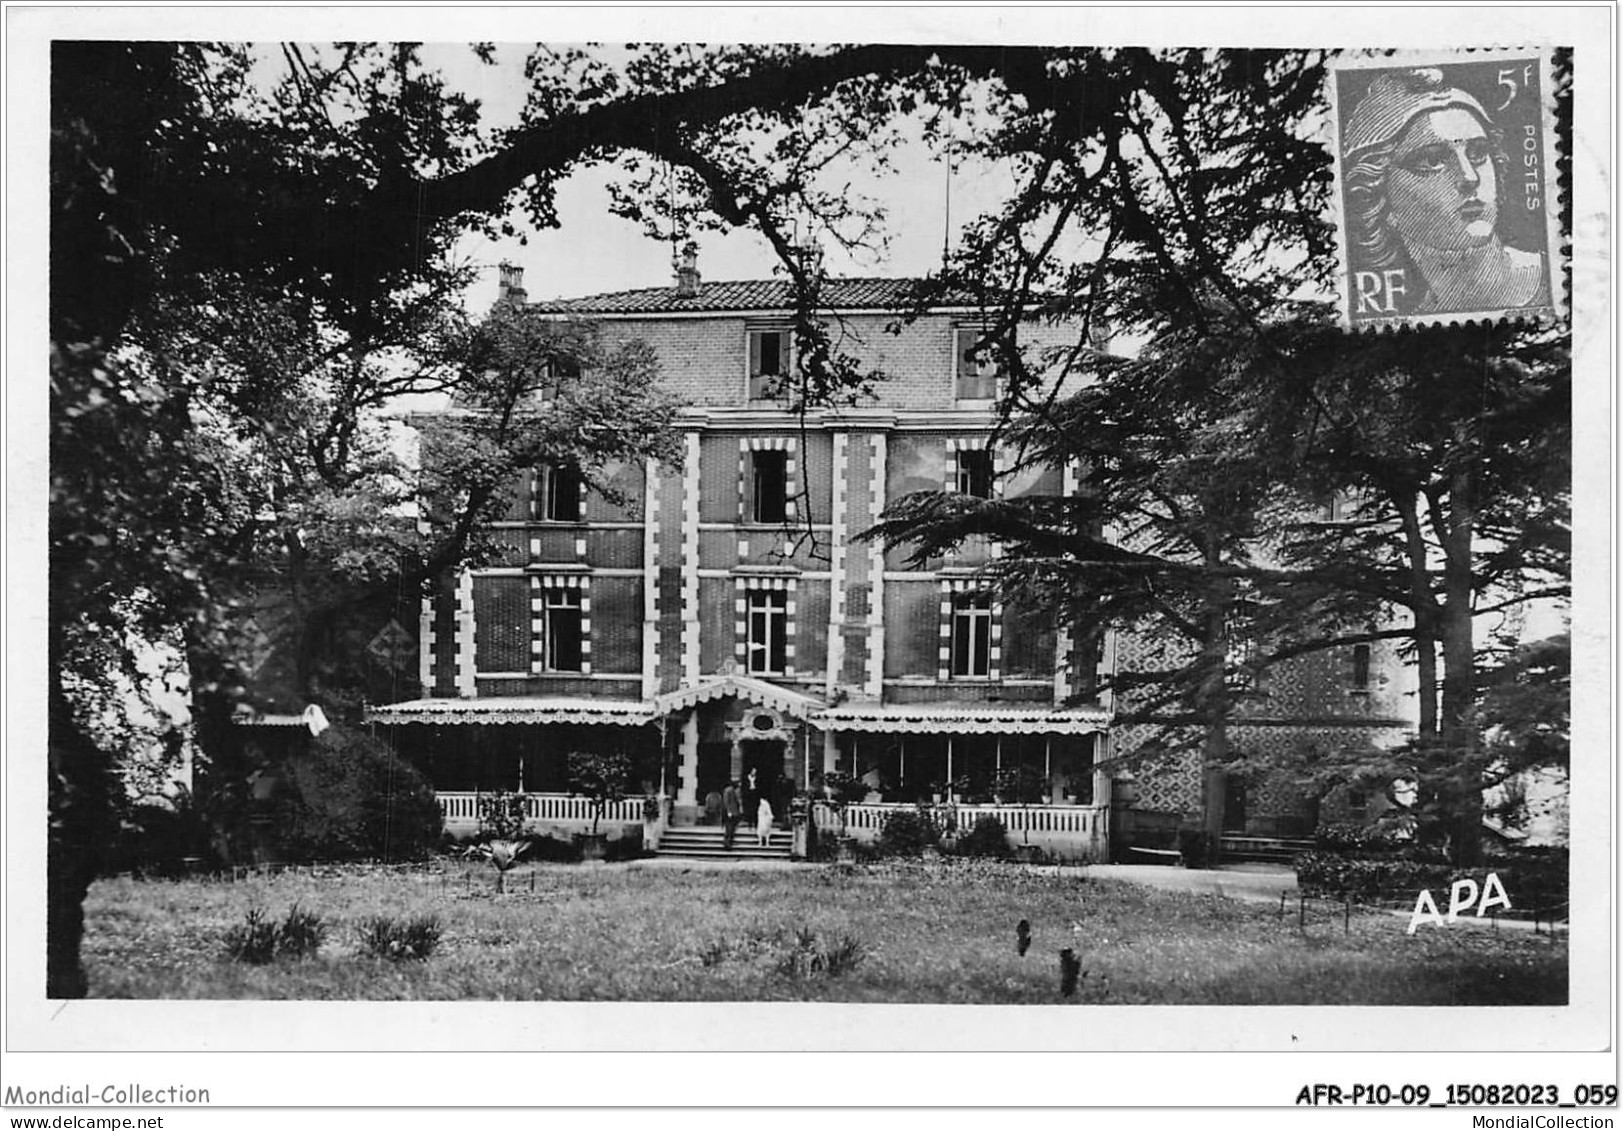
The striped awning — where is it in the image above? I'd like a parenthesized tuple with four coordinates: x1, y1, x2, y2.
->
(654, 675, 825, 720)
(816, 703, 1108, 735)
(366, 697, 656, 726)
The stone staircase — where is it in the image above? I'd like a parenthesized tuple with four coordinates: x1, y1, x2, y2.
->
(655, 823, 793, 861)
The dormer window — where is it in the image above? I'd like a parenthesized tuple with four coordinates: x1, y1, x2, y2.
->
(748, 328, 792, 400)
(955, 327, 1000, 400)
(536, 464, 582, 522)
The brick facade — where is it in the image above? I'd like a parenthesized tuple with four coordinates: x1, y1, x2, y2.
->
(378, 268, 1414, 844)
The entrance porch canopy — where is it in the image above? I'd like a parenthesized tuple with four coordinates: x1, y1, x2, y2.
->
(653, 674, 826, 720)
(366, 697, 656, 726)
(816, 703, 1109, 735)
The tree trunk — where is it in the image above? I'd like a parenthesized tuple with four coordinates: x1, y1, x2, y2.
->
(47, 674, 114, 998)
(1394, 491, 1441, 742)
(1199, 562, 1231, 862)
(184, 633, 248, 867)
(1201, 722, 1230, 854)
(1435, 472, 1482, 867)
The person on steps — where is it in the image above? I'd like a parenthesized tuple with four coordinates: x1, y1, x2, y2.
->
(722, 780, 743, 850)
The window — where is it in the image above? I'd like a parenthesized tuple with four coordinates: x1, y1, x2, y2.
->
(955, 327, 1000, 400)
(540, 586, 583, 672)
(950, 592, 993, 678)
(748, 328, 791, 400)
(750, 450, 788, 524)
(538, 354, 581, 399)
(1351, 643, 1372, 691)
(746, 590, 788, 675)
(1321, 491, 1361, 523)
(1224, 598, 1258, 690)
(955, 448, 994, 498)
(537, 464, 581, 522)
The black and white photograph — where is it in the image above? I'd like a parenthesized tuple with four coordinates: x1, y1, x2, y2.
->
(5, 4, 1614, 1123)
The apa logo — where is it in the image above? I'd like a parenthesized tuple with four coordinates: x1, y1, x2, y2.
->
(1406, 873, 1512, 934)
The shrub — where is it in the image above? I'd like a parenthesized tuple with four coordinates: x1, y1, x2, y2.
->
(775, 926, 866, 979)
(992, 766, 1047, 804)
(877, 807, 940, 856)
(357, 914, 442, 961)
(821, 933, 867, 976)
(567, 750, 633, 836)
(275, 905, 327, 958)
(223, 908, 281, 965)
(223, 905, 326, 963)
(811, 829, 840, 862)
(604, 829, 647, 862)
(524, 833, 582, 863)
(1294, 852, 1568, 914)
(849, 838, 886, 864)
(478, 792, 528, 841)
(271, 724, 443, 862)
(956, 815, 1012, 859)
(1314, 821, 1410, 855)
(109, 797, 206, 877)
(1177, 828, 1217, 869)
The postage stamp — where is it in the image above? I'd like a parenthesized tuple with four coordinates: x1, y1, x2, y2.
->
(1330, 49, 1564, 329)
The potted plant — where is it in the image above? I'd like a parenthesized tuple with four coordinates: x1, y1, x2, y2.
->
(566, 750, 632, 862)
(483, 838, 527, 893)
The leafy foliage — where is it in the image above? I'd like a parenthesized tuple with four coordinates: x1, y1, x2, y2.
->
(477, 793, 529, 842)
(991, 767, 1047, 805)
(1294, 853, 1568, 916)
(269, 726, 443, 862)
(222, 907, 281, 965)
(1313, 821, 1414, 855)
(1177, 829, 1219, 870)
(775, 926, 867, 979)
(876, 807, 941, 856)
(223, 904, 327, 964)
(566, 750, 634, 837)
(522, 834, 584, 864)
(1478, 634, 1570, 780)
(356, 914, 443, 962)
(955, 816, 1012, 859)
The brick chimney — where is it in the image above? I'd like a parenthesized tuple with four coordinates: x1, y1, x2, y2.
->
(674, 242, 700, 298)
(795, 238, 824, 282)
(496, 261, 527, 306)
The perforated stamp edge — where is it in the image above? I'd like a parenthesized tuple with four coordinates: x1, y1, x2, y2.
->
(1327, 47, 1568, 333)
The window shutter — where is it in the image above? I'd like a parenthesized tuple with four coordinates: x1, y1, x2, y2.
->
(749, 331, 763, 376)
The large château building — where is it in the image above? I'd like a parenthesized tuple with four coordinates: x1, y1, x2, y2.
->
(368, 254, 1412, 858)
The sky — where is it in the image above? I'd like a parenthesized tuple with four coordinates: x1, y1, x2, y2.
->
(417, 44, 1041, 310)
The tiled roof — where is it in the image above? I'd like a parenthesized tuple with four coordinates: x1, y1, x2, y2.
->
(529, 277, 987, 316)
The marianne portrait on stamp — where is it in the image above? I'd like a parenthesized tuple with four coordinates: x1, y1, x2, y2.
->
(1342, 67, 1549, 317)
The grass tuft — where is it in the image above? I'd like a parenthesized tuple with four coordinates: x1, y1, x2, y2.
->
(223, 907, 280, 965)
(357, 913, 443, 961)
(223, 905, 326, 964)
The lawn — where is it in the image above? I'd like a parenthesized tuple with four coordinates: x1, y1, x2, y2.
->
(81, 859, 1568, 1004)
